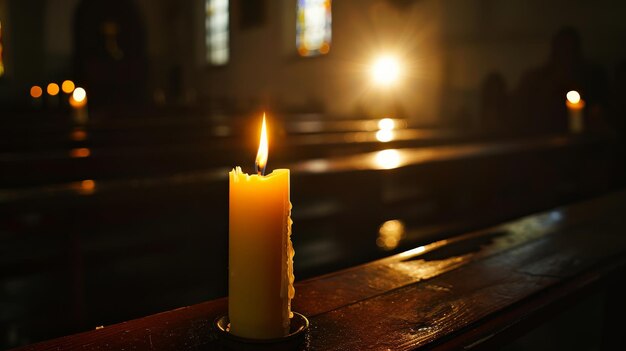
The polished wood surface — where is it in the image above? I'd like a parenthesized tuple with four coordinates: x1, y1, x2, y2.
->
(13, 190, 626, 350)
(2, 128, 622, 347)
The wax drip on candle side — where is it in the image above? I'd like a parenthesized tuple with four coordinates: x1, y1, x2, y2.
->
(281, 201, 295, 331)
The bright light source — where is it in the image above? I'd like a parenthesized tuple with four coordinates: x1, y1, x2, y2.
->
(70, 87, 87, 108)
(566, 90, 581, 104)
(378, 118, 395, 130)
(72, 87, 86, 103)
(371, 56, 400, 86)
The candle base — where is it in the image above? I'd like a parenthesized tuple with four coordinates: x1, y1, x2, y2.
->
(214, 312, 309, 350)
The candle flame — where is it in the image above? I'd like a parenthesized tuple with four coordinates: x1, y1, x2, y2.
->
(70, 87, 87, 108)
(255, 114, 269, 175)
(566, 90, 581, 104)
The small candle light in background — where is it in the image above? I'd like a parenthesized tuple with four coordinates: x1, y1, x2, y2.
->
(61, 80, 76, 94)
(228, 114, 294, 339)
(46, 83, 60, 96)
(30, 85, 43, 99)
(30, 85, 43, 108)
(566, 90, 585, 134)
(70, 87, 87, 107)
(70, 87, 89, 124)
(46, 83, 60, 108)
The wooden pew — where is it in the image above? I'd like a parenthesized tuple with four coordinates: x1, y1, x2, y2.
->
(4, 116, 471, 187)
(1, 133, 622, 348)
(10, 189, 626, 350)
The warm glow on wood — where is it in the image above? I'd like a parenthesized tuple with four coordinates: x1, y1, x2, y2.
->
(70, 148, 91, 158)
(255, 114, 269, 175)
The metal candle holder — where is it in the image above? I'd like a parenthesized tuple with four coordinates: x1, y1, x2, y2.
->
(214, 312, 309, 351)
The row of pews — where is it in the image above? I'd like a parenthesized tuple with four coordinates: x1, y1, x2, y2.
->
(1, 111, 624, 348)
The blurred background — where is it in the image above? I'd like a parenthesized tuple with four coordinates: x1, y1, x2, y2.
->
(1, 0, 626, 348)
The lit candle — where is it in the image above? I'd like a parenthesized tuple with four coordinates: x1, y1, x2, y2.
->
(229, 114, 294, 339)
(30, 85, 43, 108)
(47, 83, 60, 108)
(70, 87, 89, 124)
(566, 90, 585, 133)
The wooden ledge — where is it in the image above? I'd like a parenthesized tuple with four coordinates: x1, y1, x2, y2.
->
(14, 190, 626, 350)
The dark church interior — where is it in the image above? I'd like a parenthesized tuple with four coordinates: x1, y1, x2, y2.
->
(2, 0, 626, 350)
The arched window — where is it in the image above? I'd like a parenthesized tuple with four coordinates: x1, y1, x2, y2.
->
(206, 0, 229, 65)
(296, 0, 331, 57)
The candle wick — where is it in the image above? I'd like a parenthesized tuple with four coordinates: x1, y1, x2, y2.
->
(255, 161, 266, 176)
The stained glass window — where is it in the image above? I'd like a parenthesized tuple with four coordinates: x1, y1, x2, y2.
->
(0, 20, 4, 77)
(206, 0, 229, 65)
(296, 0, 331, 57)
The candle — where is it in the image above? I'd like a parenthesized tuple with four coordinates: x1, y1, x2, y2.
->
(566, 90, 585, 133)
(46, 83, 60, 109)
(229, 114, 295, 339)
(30, 85, 43, 108)
(70, 87, 89, 124)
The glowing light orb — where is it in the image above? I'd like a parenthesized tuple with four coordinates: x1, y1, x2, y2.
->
(378, 118, 395, 130)
(30, 86, 43, 98)
(566, 90, 581, 104)
(62, 80, 76, 94)
(47, 83, 60, 96)
(371, 56, 401, 86)
(73, 87, 86, 103)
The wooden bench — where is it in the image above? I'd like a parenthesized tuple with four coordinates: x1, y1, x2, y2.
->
(11, 189, 626, 350)
(1, 134, 623, 348)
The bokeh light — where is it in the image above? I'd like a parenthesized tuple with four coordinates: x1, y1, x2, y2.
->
(62, 80, 76, 94)
(79, 179, 96, 195)
(566, 90, 581, 104)
(30, 86, 43, 98)
(73, 87, 87, 102)
(376, 219, 406, 250)
(371, 56, 401, 86)
(46, 83, 60, 96)
(70, 148, 91, 158)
